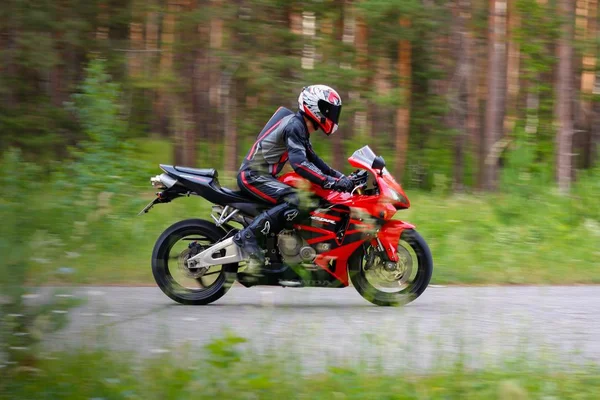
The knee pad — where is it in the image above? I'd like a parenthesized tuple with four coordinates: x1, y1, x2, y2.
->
(282, 194, 311, 228)
(282, 193, 300, 208)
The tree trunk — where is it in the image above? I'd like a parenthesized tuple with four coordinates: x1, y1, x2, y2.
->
(354, 14, 369, 139)
(183, 0, 198, 168)
(145, 4, 159, 78)
(96, 2, 109, 41)
(556, 0, 575, 193)
(522, 0, 547, 146)
(223, 77, 238, 174)
(592, 101, 600, 167)
(504, 0, 520, 140)
(210, 0, 223, 109)
(146, 2, 165, 135)
(372, 56, 393, 146)
(466, 28, 482, 189)
(470, 6, 487, 189)
(128, 4, 144, 79)
(331, 1, 346, 171)
(453, 0, 471, 192)
(483, 0, 507, 191)
(182, 107, 196, 167)
(161, 0, 181, 164)
(194, 23, 210, 166)
(222, 0, 244, 175)
(3, 27, 16, 109)
(50, 31, 64, 108)
(341, 0, 356, 140)
(395, 18, 412, 181)
(205, 0, 223, 164)
(578, 0, 598, 168)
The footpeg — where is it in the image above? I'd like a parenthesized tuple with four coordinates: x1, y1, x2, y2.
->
(279, 280, 303, 287)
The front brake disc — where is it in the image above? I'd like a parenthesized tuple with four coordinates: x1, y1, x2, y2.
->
(394, 244, 413, 284)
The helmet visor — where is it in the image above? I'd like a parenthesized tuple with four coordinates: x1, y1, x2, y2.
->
(318, 99, 342, 125)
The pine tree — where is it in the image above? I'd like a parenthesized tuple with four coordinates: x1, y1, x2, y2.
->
(484, 0, 508, 191)
(556, 0, 575, 193)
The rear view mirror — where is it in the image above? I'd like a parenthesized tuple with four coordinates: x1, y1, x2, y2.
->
(372, 156, 386, 173)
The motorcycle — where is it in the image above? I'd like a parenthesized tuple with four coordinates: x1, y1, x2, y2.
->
(141, 145, 433, 306)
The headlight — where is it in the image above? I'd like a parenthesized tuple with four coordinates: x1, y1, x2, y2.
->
(389, 189, 401, 201)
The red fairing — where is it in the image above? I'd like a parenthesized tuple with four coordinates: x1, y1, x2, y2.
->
(348, 155, 410, 209)
(279, 172, 403, 220)
(278, 148, 414, 286)
(313, 240, 365, 286)
(376, 220, 415, 262)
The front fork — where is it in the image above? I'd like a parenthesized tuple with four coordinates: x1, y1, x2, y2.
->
(372, 220, 415, 263)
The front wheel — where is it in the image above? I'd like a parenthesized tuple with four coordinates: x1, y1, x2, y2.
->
(151, 219, 238, 305)
(349, 229, 433, 306)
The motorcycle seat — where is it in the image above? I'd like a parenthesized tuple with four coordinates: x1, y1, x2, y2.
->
(160, 164, 271, 215)
(219, 187, 271, 215)
(174, 166, 217, 178)
(220, 187, 256, 202)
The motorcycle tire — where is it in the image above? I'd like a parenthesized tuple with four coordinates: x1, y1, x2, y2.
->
(349, 229, 433, 306)
(151, 218, 238, 305)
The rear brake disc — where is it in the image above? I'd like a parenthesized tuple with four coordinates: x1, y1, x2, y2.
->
(178, 244, 209, 279)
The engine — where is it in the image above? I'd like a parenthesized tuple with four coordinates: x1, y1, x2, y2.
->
(277, 230, 317, 268)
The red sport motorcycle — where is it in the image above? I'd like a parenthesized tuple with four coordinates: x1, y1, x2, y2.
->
(141, 146, 433, 306)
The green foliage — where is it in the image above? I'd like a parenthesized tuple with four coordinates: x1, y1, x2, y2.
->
(203, 332, 248, 369)
(2, 337, 600, 398)
(0, 0, 116, 161)
(514, 0, 561, 168)
(403, 180, 600, 284)
(64, 57, 138, 192)
(1, 1, 599, 292)
(3, 0, 598, 193)
(10, 158, 596, 287)
(0, 149, 42, 291)
(0, 149, 81, 369)
(0, 58, 141, 370)
(359, 0, 425, 45)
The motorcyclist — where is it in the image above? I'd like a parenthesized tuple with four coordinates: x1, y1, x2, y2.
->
(233, 85, 354, 277)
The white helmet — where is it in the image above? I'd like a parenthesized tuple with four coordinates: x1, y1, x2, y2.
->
(298, 85, 342, 135)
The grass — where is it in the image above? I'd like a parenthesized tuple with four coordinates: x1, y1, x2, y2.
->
(5, 137, 600, 286)
(27, 185, 600, 286)
(402, 190, 600, 285)
(2, 335, 600, 399)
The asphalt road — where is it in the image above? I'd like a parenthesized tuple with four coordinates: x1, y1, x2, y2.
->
(41, 285, 600, 372)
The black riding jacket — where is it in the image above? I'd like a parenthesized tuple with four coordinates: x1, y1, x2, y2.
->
(240, 107, 343, 187)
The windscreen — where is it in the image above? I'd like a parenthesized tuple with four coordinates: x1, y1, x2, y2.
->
(350, 146, 376, 167)
(350, 146, 390, 175)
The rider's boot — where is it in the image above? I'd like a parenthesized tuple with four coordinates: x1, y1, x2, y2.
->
(233, 203, 291, 278)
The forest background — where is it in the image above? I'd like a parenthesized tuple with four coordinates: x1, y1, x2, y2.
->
(1, 0, 599, 286)
(2, 1, 600, 393)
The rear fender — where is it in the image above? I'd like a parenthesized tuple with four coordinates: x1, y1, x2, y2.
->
(376, 220, 415, 262)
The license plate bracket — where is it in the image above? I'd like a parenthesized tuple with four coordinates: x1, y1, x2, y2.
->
(138, 198, 160, 215)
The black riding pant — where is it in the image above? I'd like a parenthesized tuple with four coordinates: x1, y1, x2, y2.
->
(237, 169, 302, 238)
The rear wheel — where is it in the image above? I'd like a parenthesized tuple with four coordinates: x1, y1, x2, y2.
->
(349, 229, 433, 306)
(151, 219, 238, 305)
